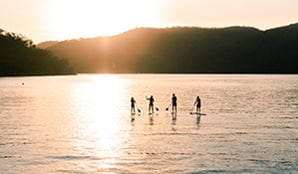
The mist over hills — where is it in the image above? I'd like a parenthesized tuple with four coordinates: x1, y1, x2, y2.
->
(37, 41, 59, 49)
(39, 24, 298, 73)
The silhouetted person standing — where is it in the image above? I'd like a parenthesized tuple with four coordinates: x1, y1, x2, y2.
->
(131, 97, 136, 115)
(147, 96, 155, 114)
(194, 96, 201, 113)
(172, 93, 177, 113)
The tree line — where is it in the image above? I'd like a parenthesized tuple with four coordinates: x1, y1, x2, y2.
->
(0, 29, 75, 76)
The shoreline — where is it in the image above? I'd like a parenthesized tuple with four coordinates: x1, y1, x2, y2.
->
(1, 72, 298, 77)
(0, 72, 77, 78)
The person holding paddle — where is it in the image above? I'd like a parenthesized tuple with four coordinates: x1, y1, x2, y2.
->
(146, 95, 155, 114)
(130, 97, 136, 115)
(130, 97, 141, 115)
(171, 93, 177, 113)
(194, 96, 201, 113)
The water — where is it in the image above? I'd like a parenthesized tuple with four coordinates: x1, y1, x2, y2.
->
(0, 74, 297, 174)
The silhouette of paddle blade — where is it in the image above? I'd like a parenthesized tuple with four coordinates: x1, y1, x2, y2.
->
(156, 107, 159, 111)
(138, 109, 141, 113)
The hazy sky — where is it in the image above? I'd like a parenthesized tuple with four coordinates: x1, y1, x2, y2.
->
(1, 0, 298, 43)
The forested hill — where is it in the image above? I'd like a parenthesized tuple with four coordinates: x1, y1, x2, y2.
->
(41, 23, 298, 73)
(0, 29, 75, 76)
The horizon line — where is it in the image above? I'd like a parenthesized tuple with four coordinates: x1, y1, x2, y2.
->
(26, 22, 297, 44)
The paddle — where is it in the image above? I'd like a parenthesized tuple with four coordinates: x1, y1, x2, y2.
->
(189, 106, 195, 115)
(135, 103, 141, 114)
(165, 104, 171, 111)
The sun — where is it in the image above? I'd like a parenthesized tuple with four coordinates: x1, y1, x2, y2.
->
(42, 0, 163, 40)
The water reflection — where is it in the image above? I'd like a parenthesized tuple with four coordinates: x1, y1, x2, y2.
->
(196, 116, 201, 128)
(149, 115, 154, 125)
(72, 75, 127, 162)
(131, 114, 136, 122)
(1, 74, 297, 173)
(171, 113, 177, 125)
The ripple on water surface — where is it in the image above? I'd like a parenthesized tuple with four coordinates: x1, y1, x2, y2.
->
(0, 75, 297, 173)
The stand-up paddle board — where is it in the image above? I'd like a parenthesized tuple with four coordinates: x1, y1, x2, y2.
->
(131, 117, 135, 122)
(190, 112, 207, 116)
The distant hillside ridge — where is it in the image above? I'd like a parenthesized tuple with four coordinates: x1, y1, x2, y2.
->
(39, 23, 298, 73)
(37, 41, 59, 49)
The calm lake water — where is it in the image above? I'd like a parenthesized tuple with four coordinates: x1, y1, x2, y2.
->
(0, 74, 297, 174)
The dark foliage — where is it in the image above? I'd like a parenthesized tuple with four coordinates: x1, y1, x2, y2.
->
(42, 24, 298, 73)
(0, 29, 75, 76)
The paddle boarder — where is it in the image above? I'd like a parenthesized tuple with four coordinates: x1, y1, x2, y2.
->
(131, 97, 136, 115)
(147, 95, 155, 114)
(172, 93, 177, 113)
(194, 96, 201, 113)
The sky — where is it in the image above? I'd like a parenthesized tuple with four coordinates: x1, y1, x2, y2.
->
(1, 0, 298, 43)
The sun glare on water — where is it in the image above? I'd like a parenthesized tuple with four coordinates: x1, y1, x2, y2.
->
(72, 75, 128, 157)
(74, 75, 126, 123)
(43, 0, 163, 40)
